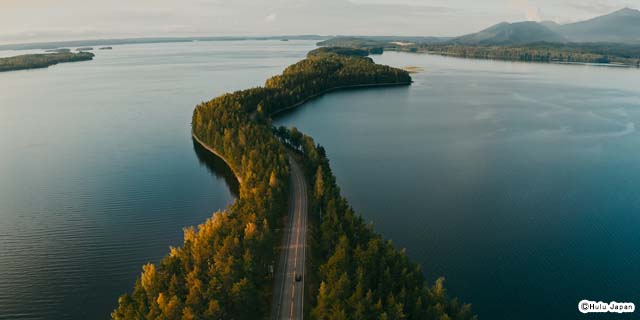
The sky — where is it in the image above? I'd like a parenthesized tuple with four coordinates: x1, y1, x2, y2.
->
(0, 0, 638, 44)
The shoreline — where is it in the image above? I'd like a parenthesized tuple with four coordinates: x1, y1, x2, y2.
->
(268, 81, 411, 117)
(191, 133, 243, 185)
(0, 52, 95, 73)
(192, 81, 411, 185)
(192, 80, 413, 319)
(113, 50, 475, 319)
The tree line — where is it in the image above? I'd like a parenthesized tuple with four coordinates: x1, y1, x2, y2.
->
(316, 37, 640, 67)
(0, 52, 94, 72)
(113, 76, 290, 320)
(416, 44, 640, 65)
(307, 47, 383, 58)
(275, 126, 476, 320)
(112, 48, 472, 319)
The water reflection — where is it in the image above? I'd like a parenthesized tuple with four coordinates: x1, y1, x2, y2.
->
(192, 137, 240, 197)
(274, 52, 640, 320)
(0, 40, 316, 320)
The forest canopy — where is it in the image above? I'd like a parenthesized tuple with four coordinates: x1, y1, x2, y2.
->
(307, 46, 380, 58)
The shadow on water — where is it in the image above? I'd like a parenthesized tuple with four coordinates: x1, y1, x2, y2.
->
(192, 137, 240, 197)
(272, 84, 411, 118)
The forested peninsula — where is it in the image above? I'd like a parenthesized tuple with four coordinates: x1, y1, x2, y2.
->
(0, 52, 94, 72)
(112, 48, 475, 320)
(319, 38, 640, 67)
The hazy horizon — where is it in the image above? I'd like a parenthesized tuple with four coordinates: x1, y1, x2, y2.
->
(1, 0, 638, 45)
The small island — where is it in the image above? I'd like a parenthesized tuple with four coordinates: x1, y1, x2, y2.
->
(76, 47, 94, 51)
(99, 47, 113, 50)
(0, 52, 95, 72)
(45, 48, 71, 53)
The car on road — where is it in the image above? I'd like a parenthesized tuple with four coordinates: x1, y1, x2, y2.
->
(295, 274, 302, 282)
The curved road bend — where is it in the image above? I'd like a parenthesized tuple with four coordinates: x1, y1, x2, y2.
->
(271, 155, 308, 320)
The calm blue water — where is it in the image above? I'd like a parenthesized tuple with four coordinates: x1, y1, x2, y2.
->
(275, 52, 640, 319)
(3, 43, 639, 320)
(0, 40, 316, 319)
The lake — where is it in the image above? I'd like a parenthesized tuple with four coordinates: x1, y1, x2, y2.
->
(0, 40, 316, 319)
(2, 42, 639, 320)
(275, 52, 640, 319)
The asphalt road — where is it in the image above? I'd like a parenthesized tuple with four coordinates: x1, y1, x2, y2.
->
(271, 155, 308, 320)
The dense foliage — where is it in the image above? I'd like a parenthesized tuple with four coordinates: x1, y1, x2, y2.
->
(0, 52, 94, 72)
(45, 48, 71, 53)
(308, 46, 382, 57)
(275, 127, 476, 320)
(112, 50, 471, 319)
(112, 83, 291, 320)
(261, 53, 411, 117)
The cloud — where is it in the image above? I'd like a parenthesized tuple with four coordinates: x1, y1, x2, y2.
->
(346, 0, 458, 12)
(567, 1, 637, 15)
(265, 12, 277, 23)
(508, 0, 542, 21)
(11, 0, 622, 44)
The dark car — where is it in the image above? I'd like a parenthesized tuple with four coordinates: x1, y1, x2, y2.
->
(295, 274, 302, 282)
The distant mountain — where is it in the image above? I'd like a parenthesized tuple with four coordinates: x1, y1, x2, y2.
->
(452, 21, 566, 45)
(558, 7, 640, 43)
(450, 7, 640, 45)
(539, 20, 562, 32)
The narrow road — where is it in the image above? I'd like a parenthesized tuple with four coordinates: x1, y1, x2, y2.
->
(271, 155, 308, 320)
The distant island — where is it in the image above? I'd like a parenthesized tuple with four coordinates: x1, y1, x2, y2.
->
(45, 48, 71, 53)
(319, 8, 640, 67)
(99, 47, 113, 50)
(0, 35, 329, 51)
(76, 47, 94, 51)
(0, 52, 95, 72)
